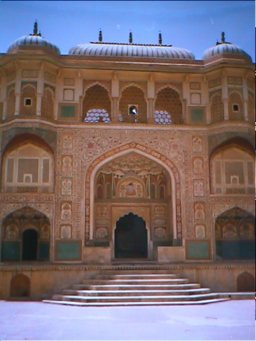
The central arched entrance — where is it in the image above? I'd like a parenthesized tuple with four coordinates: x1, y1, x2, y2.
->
(22, 229, 38, 261)
(115, 213, 147, 258)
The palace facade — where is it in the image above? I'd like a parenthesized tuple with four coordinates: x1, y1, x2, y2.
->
(0, 23, 254, 298)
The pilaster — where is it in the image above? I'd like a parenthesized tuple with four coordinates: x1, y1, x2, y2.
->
(147, 74, 155, 123)
(14, 69, 21, 116)
(221, 74, 229, 120)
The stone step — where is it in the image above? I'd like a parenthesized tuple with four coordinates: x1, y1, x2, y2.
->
(43, 297, 229, 306)
(95, 273, 179, 279)
(62, 287, 211, 296)
(72, 283, 201, 290)
(81, 278, 189, 285)
(44, 269, 230, 306)
(52, 292, 224, 303)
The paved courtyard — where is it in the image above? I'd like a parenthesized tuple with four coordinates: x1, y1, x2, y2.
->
(0, 300, 255, 340)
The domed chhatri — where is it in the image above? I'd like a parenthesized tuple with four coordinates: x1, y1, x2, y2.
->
(69, 31, 195, 60)
(7, 21, 60, 55)
(203, 32, 252, 62)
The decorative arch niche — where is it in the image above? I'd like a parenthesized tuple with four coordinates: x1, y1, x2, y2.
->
(215, 207, 255, 260)
(1, 136, 54, 193)
(228, 91, 244, 121)
(41, 86, 55, 119)
(210, 92, 224, 123)
(85, 143, 182, 252)
(20, 83, 37, 115)
(6, 86, 15, 117)
(210, 141, 254, 195)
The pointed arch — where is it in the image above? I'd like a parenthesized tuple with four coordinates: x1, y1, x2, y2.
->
(85, 142, 181, 242)
(154, 86, 183, 124)
(119, 85, 147, 123)
(82, 83, 111, 121)
(42, 86, 54, 119)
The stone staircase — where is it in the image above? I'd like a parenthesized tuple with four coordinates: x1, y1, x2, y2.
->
(43, 268, 230, 306)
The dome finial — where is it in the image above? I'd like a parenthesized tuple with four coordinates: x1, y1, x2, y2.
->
(158, 31, 162, 45)
(99, 29, 103, 42)
(216, 31, 231, 45)
(33, 20, 39, 36)
(221, 31, 225, 43)
(129, 31, 133, 44)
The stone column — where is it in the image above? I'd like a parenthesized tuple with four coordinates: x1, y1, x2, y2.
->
(147, 74, 155, 123)
(182, 76, 189, 124)
(202, 76, 210, 124)
(112, 97, 119, 122)
(36, 66, 44, 116)
(111, 73, 119, 122)
(242, 78, 248, 121)
(1, 75, 7, 120)
(54, 71, 62, 120)
(222, 75, 229, 120)
(76, 72, 83, 121)
(14, 69, 21, 116)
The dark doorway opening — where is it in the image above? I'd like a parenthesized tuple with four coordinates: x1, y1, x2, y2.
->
(115, 213, 147, 258)
(22, 229, 38, 260)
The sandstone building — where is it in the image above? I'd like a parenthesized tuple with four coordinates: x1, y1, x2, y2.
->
(0, 23, 254, 298)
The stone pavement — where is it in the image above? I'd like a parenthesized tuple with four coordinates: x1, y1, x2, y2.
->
(0, 300, 255, 340)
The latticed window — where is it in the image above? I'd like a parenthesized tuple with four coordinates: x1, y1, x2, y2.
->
(84, 109, 111, 123)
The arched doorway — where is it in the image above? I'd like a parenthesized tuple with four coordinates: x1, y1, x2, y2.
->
(22, 229, 38, 260)
(10, 274, 30, 297)
(1, 207, 50, 262)
(115, 213, 147, 258)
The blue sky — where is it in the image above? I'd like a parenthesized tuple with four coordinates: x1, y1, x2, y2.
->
(0, 1, 255, 61)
